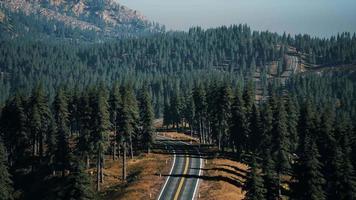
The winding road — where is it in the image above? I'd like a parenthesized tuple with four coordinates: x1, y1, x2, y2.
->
(157, 136, 203, 200)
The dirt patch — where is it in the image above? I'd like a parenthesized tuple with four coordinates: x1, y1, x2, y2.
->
(98, 153, 171, 200)
(199, 158, 248, 200)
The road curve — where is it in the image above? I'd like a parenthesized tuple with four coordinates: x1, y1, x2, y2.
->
(157, 137, 202, 200)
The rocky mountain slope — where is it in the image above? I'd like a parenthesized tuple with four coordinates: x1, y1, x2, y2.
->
(0, 0, 163, 41)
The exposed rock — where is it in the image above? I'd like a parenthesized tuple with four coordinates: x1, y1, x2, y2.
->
(0, 0, 159, 39)
(0, 11, 5, 22)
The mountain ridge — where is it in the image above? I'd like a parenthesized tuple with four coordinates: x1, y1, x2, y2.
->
(0, 0, 163, 41)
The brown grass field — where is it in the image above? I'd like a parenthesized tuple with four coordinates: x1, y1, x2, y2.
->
(199, 157, 247, 200)
(98, 153, 171, 200)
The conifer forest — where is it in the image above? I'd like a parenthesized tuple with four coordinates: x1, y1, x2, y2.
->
(0, 1, 356, 200)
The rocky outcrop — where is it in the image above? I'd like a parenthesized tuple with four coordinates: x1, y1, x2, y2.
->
(0, 0, 156, 37)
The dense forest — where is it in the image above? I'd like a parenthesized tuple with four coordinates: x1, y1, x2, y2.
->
(1, 25, 356, 116)
(163, 75, 356, 200)
(0, 82, 155, 199)
(1, 23, 356, 199)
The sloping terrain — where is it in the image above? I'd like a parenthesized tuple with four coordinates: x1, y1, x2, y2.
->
(0, 0, 163, 41)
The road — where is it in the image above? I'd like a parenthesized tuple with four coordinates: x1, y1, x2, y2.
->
(157, 137, 203, 200)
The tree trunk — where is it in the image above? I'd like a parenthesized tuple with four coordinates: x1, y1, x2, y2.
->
(33, 136, 37, 156)
(96, 150, 100, 191)
(118, 143, 121, 159)
(39, 133, 43, 159)
(100, 155, 104, 183)
(278, 172, 282, 199)
(113, 140, 116, 161)
(122, 142, 127, 181)
(113, 127, 117, 161)
(129, 134, 134, 159)
(218, 127, 222, 151)
(86, 154, 90, 169)
(199, 118, 202, 143)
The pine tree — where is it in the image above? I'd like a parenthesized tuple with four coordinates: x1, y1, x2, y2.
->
(216, 85, 232, 151)
(229, 88, 248, 158)
(0, 138, 13, 200)
(243, 81, 255, 119)
(243, 157, 266, 200)
(109, 83, 122, 160)
(29, 84, 51, 160)
(118, 85, 138, 181)
(334, 114, 356, 200)
(0, 94, 29, 168)
(170, 89, 182, 131)
(260, 102, 273, 153)
(183, 94, 195, 136)
(77, 90, 94, 169)
(46, 118, 57, 175)
(285, 95, 299, 155)
(62, 160, 95, 200)
(262, 150, 279, 200)
(91, 88, 110, 191)
(291, 137, 326, 200)
(163, 102, 172, 129)
(249, 103, 262, 154)
(271, 99, 291, 198)
(193, 84, 207, 143)
(138, 86, 155, 153)
(53, 88, 72, 176)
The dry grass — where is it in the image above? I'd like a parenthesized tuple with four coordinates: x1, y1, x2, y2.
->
(199, 158, 248, 200)
(158, 131, 199, 144)
(98, 153, 171, 200)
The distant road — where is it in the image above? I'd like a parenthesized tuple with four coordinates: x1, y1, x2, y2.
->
(157, 136, 202, 200)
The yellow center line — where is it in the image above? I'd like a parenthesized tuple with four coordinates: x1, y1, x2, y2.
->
(173, 153, 190, 200)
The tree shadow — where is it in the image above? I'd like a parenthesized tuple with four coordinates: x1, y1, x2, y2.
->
(191, 167, 246, 180)
(159, 173, 243, 188)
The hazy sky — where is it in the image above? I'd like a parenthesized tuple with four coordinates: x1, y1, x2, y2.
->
(118, 0, 356, 38)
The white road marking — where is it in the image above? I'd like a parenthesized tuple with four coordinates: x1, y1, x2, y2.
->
(192, 147, 203, 200)
(157, 148, 176, 200)
(156, 135, 203, 200)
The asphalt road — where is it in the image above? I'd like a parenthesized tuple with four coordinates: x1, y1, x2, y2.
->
(157, 137, 202, 200)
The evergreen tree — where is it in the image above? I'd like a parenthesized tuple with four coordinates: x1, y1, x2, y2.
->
(77, 90, 94, 169)
(260, 102, 273, 153)
(0, 138, 13, 200)
(163, 102, 172, 129)
(285, 95, 299, 155)
(193, 84, 207, 143)
(53, 88, 72, 176)
(249, 103, 262, 154)
(170, 89, 182, 130)
(183, 94, 195, 136)
(62, 161, 95, 200)
(29, 84, 51, 160)
(216, 85, 232, 151)
(138, 86, 155, 153)
(91, 88, 110, 191)
(262, 150, 279, 200)
(46, 118, 57, 175)
(291, 137, 326, 200)
(0, 94, 29, 168)
(243, 81, 255, 119)
(229, 88, 248, 158)
(271, 99, 291, 198)
(109, 83, 122, 160)
(243, 157, 266, 200)
(118, 85, 138, 181)
(334, 114, 356, 200)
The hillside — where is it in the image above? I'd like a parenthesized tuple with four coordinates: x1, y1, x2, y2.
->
(0, 0, 163, 41)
